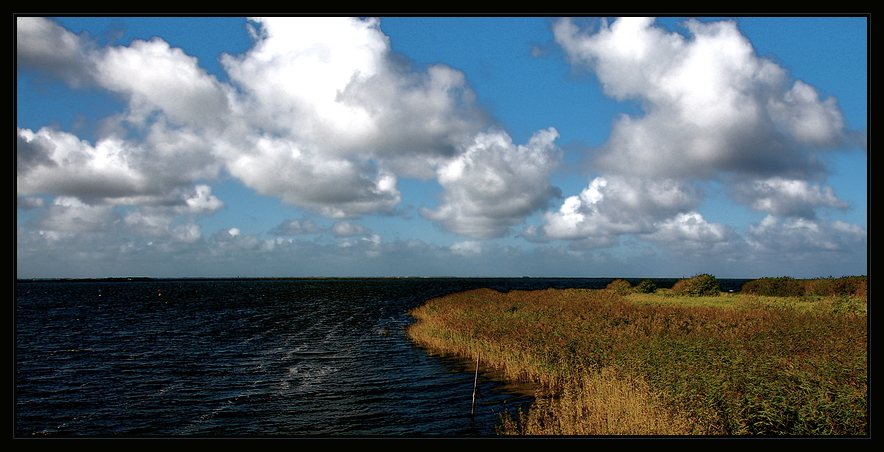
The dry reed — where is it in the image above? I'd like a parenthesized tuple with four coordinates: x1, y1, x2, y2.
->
(407, 287, 867, 436)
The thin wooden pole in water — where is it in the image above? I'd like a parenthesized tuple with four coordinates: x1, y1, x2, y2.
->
(470, 352, 480, 416)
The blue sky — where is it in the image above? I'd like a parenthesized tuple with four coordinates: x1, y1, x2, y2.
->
(16, 16, 867, 279)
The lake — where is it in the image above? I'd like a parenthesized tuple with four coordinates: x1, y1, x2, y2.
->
(15, 277, 748, 436)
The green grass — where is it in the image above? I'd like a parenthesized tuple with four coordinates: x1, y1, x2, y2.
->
(407, 286, 867, 436)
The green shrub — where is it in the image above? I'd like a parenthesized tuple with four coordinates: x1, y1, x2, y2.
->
(742, 276, 866, 300)
(634, 279, 658, 294)
(741, 277, 804, 297)
(671, 274, 720, 297)
(824, 276, 867, 300)
(606, 279, 633, 295)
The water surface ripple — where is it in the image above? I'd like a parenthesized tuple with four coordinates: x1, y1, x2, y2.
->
(16, 277, 747, 436)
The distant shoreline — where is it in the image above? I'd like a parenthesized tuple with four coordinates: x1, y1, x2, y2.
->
(15, 276, 752, 283)
(15, 276, 769, 294)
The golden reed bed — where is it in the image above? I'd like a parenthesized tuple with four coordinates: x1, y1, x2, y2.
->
(407, 282, 867, 436)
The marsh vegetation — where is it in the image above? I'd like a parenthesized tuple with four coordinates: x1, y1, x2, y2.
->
(407, 276, 867, 436)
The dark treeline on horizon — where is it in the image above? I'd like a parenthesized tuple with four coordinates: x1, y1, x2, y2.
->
(17, 276, 725, 282)
(16, 275, 865, 281)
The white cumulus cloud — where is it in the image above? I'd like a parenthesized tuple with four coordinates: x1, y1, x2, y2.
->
(17, 16, 504, 227)
(539, 17, 860, 252)
(331, 220, 372, 237)
(730, 177, 850, 218)
(553, 17, 849, 181)
(420, 127, 562, 239)
(745, 215, 866, 256)
(531, 176, 704, 241)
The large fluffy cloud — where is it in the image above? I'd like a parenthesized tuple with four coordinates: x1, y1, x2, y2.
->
(220, 134, 403, 218)
(420, 127, 562, 239)
(553, 17, 849, 180)
(16, 16, 865, 278)
(17, 127, 219, 202)
(96, 37, 232, 130)
(212, 16, 495, 218)
(534, 17, 859, 251)
(17, 16, 549, 239)
(16, 15, 95, 86)
(17, 16, 231, 244)
(221, 17, 489, 161)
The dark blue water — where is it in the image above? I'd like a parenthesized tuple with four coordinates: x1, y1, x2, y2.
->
(15, 277, 749, 436)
